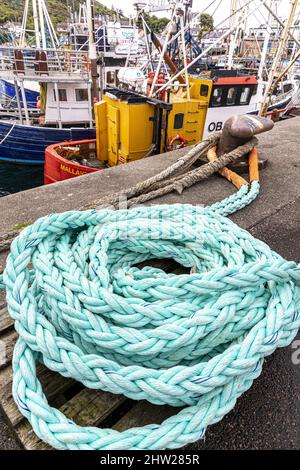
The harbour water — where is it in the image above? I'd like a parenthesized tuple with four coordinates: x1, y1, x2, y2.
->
(0, 163, 43, 197)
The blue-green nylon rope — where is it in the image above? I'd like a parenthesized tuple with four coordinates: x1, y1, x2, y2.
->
(0, 181, 300, 450)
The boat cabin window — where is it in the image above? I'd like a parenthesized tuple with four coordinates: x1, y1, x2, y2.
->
(226, 87, 238, 105)
(174, 113, 184, 129)
(200, 84, 209, 97)
(53, 89, 67, 102)
(211, 87, 223, 107)
(240, 87, 251, 105)
(210, 84, 255, 107)
(75, 88, 89, 102)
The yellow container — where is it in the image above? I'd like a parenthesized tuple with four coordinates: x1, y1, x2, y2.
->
(94, 77, 212, 167)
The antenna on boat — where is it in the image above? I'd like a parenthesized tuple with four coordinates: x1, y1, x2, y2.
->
(19, 0, 60, 49)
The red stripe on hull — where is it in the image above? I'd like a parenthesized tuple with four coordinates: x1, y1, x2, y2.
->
(214, 76, 258, 85)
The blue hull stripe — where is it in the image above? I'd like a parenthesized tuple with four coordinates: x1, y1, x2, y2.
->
(0, 121, 96, 165)
(0, 156, 44, 165)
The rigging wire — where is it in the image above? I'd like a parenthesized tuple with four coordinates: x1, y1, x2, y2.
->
(211, 0, 224, 18)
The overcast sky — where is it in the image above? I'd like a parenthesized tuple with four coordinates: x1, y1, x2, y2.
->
(97, 0, 293, 27)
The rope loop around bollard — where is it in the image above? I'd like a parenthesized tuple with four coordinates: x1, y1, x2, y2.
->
(1, 196, 300, 449)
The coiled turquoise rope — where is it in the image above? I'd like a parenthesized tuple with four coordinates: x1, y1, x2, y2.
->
(1, 182, 300, 450)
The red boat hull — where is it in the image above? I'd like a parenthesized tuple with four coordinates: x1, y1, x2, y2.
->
(44, 139, 101, 184)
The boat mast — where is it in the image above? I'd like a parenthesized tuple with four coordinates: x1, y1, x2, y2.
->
(38, 0, 47, 49)
(179, 7, 190, 100)
(86, 0, 99, 108)
(227, 0, 238, 69)
(19, 0, 30, 48)
(258, 0, 275, 81)
(20, 0, 60, 49)
(32, 0, 41, 48)
(149, 1, 177, 97)
(153, 0, 267, 97)
(41, 1, 60, 48)
(142, 17, 155, 72)
(259, 0, 300, 48)
(259, 0, 299, 116)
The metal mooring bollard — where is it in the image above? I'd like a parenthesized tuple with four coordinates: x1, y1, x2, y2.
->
(217, 115, 274, 157)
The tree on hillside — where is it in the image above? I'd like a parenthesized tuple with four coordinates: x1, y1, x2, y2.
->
(0, 1, 117, 26)
(198, 13, 214, 41)
(143, 13, 169, 34)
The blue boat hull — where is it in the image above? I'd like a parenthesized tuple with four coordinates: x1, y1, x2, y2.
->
(0, 121, 96, 165)
(0, 79, 39, 109)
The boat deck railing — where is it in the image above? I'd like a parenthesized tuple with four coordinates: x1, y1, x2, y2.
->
(0, 47, 91, 82)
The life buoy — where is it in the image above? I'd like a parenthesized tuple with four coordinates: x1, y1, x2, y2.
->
(167, 134, 188, 151)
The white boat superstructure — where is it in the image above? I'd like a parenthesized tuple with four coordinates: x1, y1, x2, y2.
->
(203, 76, 265, 137)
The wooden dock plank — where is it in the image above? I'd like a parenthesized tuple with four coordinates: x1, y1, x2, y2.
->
(17, 388, 128, 450)
(16, 422, 51, 450)
(0, 307, 14, 334)
(60, 388, 127, 427)
(0, 330, 18, 370)
(0, 364, 75, 426)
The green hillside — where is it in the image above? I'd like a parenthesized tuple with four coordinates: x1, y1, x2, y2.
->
(0, 1, 170, 35)
(0, 1, 116, 26)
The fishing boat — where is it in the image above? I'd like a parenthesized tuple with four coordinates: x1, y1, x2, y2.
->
(44, 5, 300, 184)
(203, 70, 299, 136)
(0, 1, 99, 165)
(0, 122, 96, 165)
(44, 67, 271, 184)
(0, 1, 141, 166)
(45, 139, 103, 182)
(44, 77, 209, 184)
(0, 46, 96, 165)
